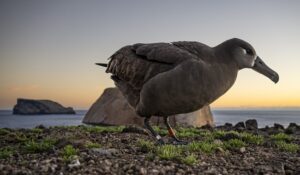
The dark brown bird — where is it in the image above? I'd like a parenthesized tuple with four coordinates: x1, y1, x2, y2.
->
(97, 38, 279, 144)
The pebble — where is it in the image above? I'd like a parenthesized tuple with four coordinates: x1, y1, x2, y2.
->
(216, 147, 225, 153)
(88, 160, 95, 164)
(104, 159, 112, 166)
(68, 159, 81, 169)
(199, 161, 209, 166)
(0, 164, 4, 170)
(239, 147, 246, 153)
(139, 167, 147, 174)
(41, 164, 50, 172)
(248, 157, 255, 161)
(204, 167, 218, 174)
(91, 148, 119, 156)
(50, 164, 58, 172)
(213, 139, 223, 145)
(151, 169, 159, 173)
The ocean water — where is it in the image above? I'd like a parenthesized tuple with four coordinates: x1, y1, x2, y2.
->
(213, 108, 300, 128)
(0, 109, 299, 129)
(0, 110, 86, 129)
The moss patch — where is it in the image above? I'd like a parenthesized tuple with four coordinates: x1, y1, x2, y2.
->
(271, 133, 293, 142)
(61, 145, 78, 161)
(0, 147, 14, 159)
(24, 139, 56, 153)
(274, 141, 299, 153)
(85, 142, 101, 149)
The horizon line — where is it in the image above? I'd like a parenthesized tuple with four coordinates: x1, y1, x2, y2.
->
(1, 106, 300, 111)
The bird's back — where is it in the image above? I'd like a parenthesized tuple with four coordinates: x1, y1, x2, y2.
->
(106, 45, 173, 90)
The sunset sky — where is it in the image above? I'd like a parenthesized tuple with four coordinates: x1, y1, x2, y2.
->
(1, 0, 300, 109)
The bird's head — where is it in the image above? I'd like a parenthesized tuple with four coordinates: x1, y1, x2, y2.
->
(222, 38, 279, 83)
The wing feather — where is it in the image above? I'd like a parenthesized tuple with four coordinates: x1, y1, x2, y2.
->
(105, 42, 201, 107)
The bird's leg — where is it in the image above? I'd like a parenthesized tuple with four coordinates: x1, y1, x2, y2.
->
(144, 117, 165, 145)
(164, 116, 188, 145)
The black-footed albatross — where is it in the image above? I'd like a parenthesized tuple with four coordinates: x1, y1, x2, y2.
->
(96, 38, 279, 145)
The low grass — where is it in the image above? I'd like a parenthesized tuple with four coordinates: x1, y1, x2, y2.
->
(239, 132, 264, 145)
(176, 127, 202, 138)
(84, 126, 124, 133)
(270, 133, 293, 142)
(211, 130, 227, 139)
(52, 125, 79, 131)
(24, 139, 56, 153)
(61, 145, 78, 161)
(137, 139, 155, 152)
(12, 132, 29, 143)
(0, 147, 14, 159)
(0, 128, 10, 135)
(274, 141, 299, 153)
(223, 139, 246, 150)
(30, 128, 43, 133)
(153, 126, 206, 138)
(153, 126, 168, 136)
(156, 145, 182, 160)
(85, 142, 101, 149)
(180, 154, 197, 165)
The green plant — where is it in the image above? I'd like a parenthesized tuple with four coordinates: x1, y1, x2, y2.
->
(224, 139, 246, 149)
(14, 132, 28, 143)
(62, 145, 78, 161)
(137, 139, 154, 152)
(187, 141, 218, 154)
(85, 142, 101, 149)
(24, 139, 55, 153)
(201, 133, 215, 142)
(31, 128, 43, 133)
(240, 132, 264, 145)
(275, 141, 299, 153)
(153, 126, 168, 135)
(180, 154, 197, 165)
(0, 128, 10, 135)
(0, 147, 14, 159)
(176, 127, 202, 138)
(84, 126, 124, 133)
(156, 145, 182, 160)
(212, 130, 227, 139)
(271, 133, 293, 142)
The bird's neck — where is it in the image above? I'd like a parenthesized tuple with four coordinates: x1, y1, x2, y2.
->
(203, 59, 238, 104)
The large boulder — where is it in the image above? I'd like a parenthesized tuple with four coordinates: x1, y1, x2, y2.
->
(83, 88, 214, 127)
(13, 98, 75, 115)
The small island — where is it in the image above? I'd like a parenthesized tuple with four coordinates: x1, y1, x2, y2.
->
(13, 98, 76, 115)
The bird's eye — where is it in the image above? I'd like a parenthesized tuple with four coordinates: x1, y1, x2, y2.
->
(242, 48, 253, 55)
(246, 49, 253, 55)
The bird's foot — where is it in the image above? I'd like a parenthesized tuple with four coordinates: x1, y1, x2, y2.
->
(155, 139, 165, 145)
(170, 138, 188, 145)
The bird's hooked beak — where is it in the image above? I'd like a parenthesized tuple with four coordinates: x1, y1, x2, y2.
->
(252, 56, 279, 83)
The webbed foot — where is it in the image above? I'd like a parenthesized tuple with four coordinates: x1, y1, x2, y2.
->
(170, 138, 188, 145)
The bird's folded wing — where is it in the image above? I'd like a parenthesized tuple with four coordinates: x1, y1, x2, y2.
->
(132, 43, 198, 64)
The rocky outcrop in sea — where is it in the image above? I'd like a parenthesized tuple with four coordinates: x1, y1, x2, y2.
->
(13, 98, 75, 115)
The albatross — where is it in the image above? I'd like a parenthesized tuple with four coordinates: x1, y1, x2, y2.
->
(96, 38, 279, 145)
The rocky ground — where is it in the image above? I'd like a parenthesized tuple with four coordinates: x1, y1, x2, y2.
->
(0, 120, 300, 175)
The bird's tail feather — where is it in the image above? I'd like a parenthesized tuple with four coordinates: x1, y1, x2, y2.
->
(95, 63, 108, 67)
